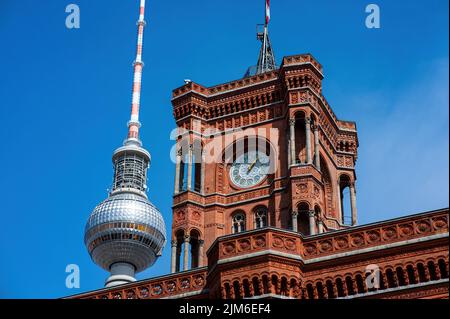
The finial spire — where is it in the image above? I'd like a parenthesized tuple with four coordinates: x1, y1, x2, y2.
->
(256, 0, 276, 75)
(127, 0, 147, 142)
(244, 0, 277, 77)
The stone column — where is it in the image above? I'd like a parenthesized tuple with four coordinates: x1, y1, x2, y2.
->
(318, 220, 324, 234)
(403, 270, 410, 285)
(249, 282, 255, 297)
(170, 240, 177, 273)
(257, 278, 264, 296)
(198, 240, 204, 267)
(229, 285, 235, 299)
(330, 282, 337, 298)
(200, 154, 205, 194)
(187, 144, 193, 190)
(289, 118, 296, 165)
(174, 149, 182, 194)
(350, 183, 358, 226)
(308, 211, 316, 235)
(292, 211, 298, 232)
(423, 266, 430, 281)
(392, 272, 399, 287)
(435, 264, 441, 280)
(183, 235, 190, 271)
(348, 279, 356, 294)
(313, 125, 320, 170)
(312, 285, 318, 299)
(412, 266, 419, 283)
(323, 284, 329, 299)
(287, 138, 291, 167)
(305, 117, 312, 164)
(220, 286, 226, 299)
(337, 182, 343, 223)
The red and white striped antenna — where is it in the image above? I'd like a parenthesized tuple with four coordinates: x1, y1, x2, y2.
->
(127, 0, 147, 142)
(265, 0, 271, 26)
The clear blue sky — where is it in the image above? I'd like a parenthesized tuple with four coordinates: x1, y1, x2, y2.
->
(0, 0, 448, 298)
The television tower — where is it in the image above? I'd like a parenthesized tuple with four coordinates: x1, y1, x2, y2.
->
(84, 0, 166, 288)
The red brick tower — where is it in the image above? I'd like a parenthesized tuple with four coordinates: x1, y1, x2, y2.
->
(170, 49, 359, 273)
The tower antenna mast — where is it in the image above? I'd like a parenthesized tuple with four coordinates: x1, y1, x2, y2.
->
(127, 0, 147, 143)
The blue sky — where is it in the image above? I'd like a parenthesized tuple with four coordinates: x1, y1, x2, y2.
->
(0, 0, 448, 298)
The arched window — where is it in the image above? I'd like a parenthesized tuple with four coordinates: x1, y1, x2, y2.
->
(254, 207, 268, 229)
(339, 174, 353, 225)
(189, 229, 201, 269)
(297, 202, 311, 235)
(176, 139, 203, 193)
(232, 212, 246, 233)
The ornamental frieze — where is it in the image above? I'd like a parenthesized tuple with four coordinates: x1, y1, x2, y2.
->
(301, 213, 448, 259)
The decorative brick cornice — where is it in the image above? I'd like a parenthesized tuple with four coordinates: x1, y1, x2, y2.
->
(206, 209, 448, 263)
(65, 268, 208, 300)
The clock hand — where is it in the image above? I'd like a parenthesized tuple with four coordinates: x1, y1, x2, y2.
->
(247, 154, 260, 173)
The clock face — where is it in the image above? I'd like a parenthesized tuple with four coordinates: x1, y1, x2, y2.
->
(229, 151, 270, 188)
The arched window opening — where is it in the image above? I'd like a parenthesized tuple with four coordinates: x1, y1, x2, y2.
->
(176, 140, 203, 193)
(252, 277, 261, 296)
(355, 274, 365, 294)
(192, 140, 203, 193)
(254, 207, 268, 229)
(242, 279, 251, 298)
(233, 281, 242, 299)
(306, 284, 315, 299)
(427, 261, 439, 281)
(326, 280, 335, 299)
(339, 175, 353, 225)
(224, 283, 232, 299)
(293, 113, 307, 164)
(232, 212, 246, 233)
(335, 278, 345, 297)
(180, 154, 188, 192)
(189, 229, 201, 269)
(417, 263, 428, 283)
(396, 267, 407, 286)
(386, 269, 398, 288)
(297, 202, 311, 236)
(316, 282, 325, 299)
(345, 276, 355, 295)
(280, 277, 289, 296)
(438, 259, 449, 278)
(406, 265, 417, 285)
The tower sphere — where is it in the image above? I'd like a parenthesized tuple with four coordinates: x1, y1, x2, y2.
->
(84, 191, 166, 273)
